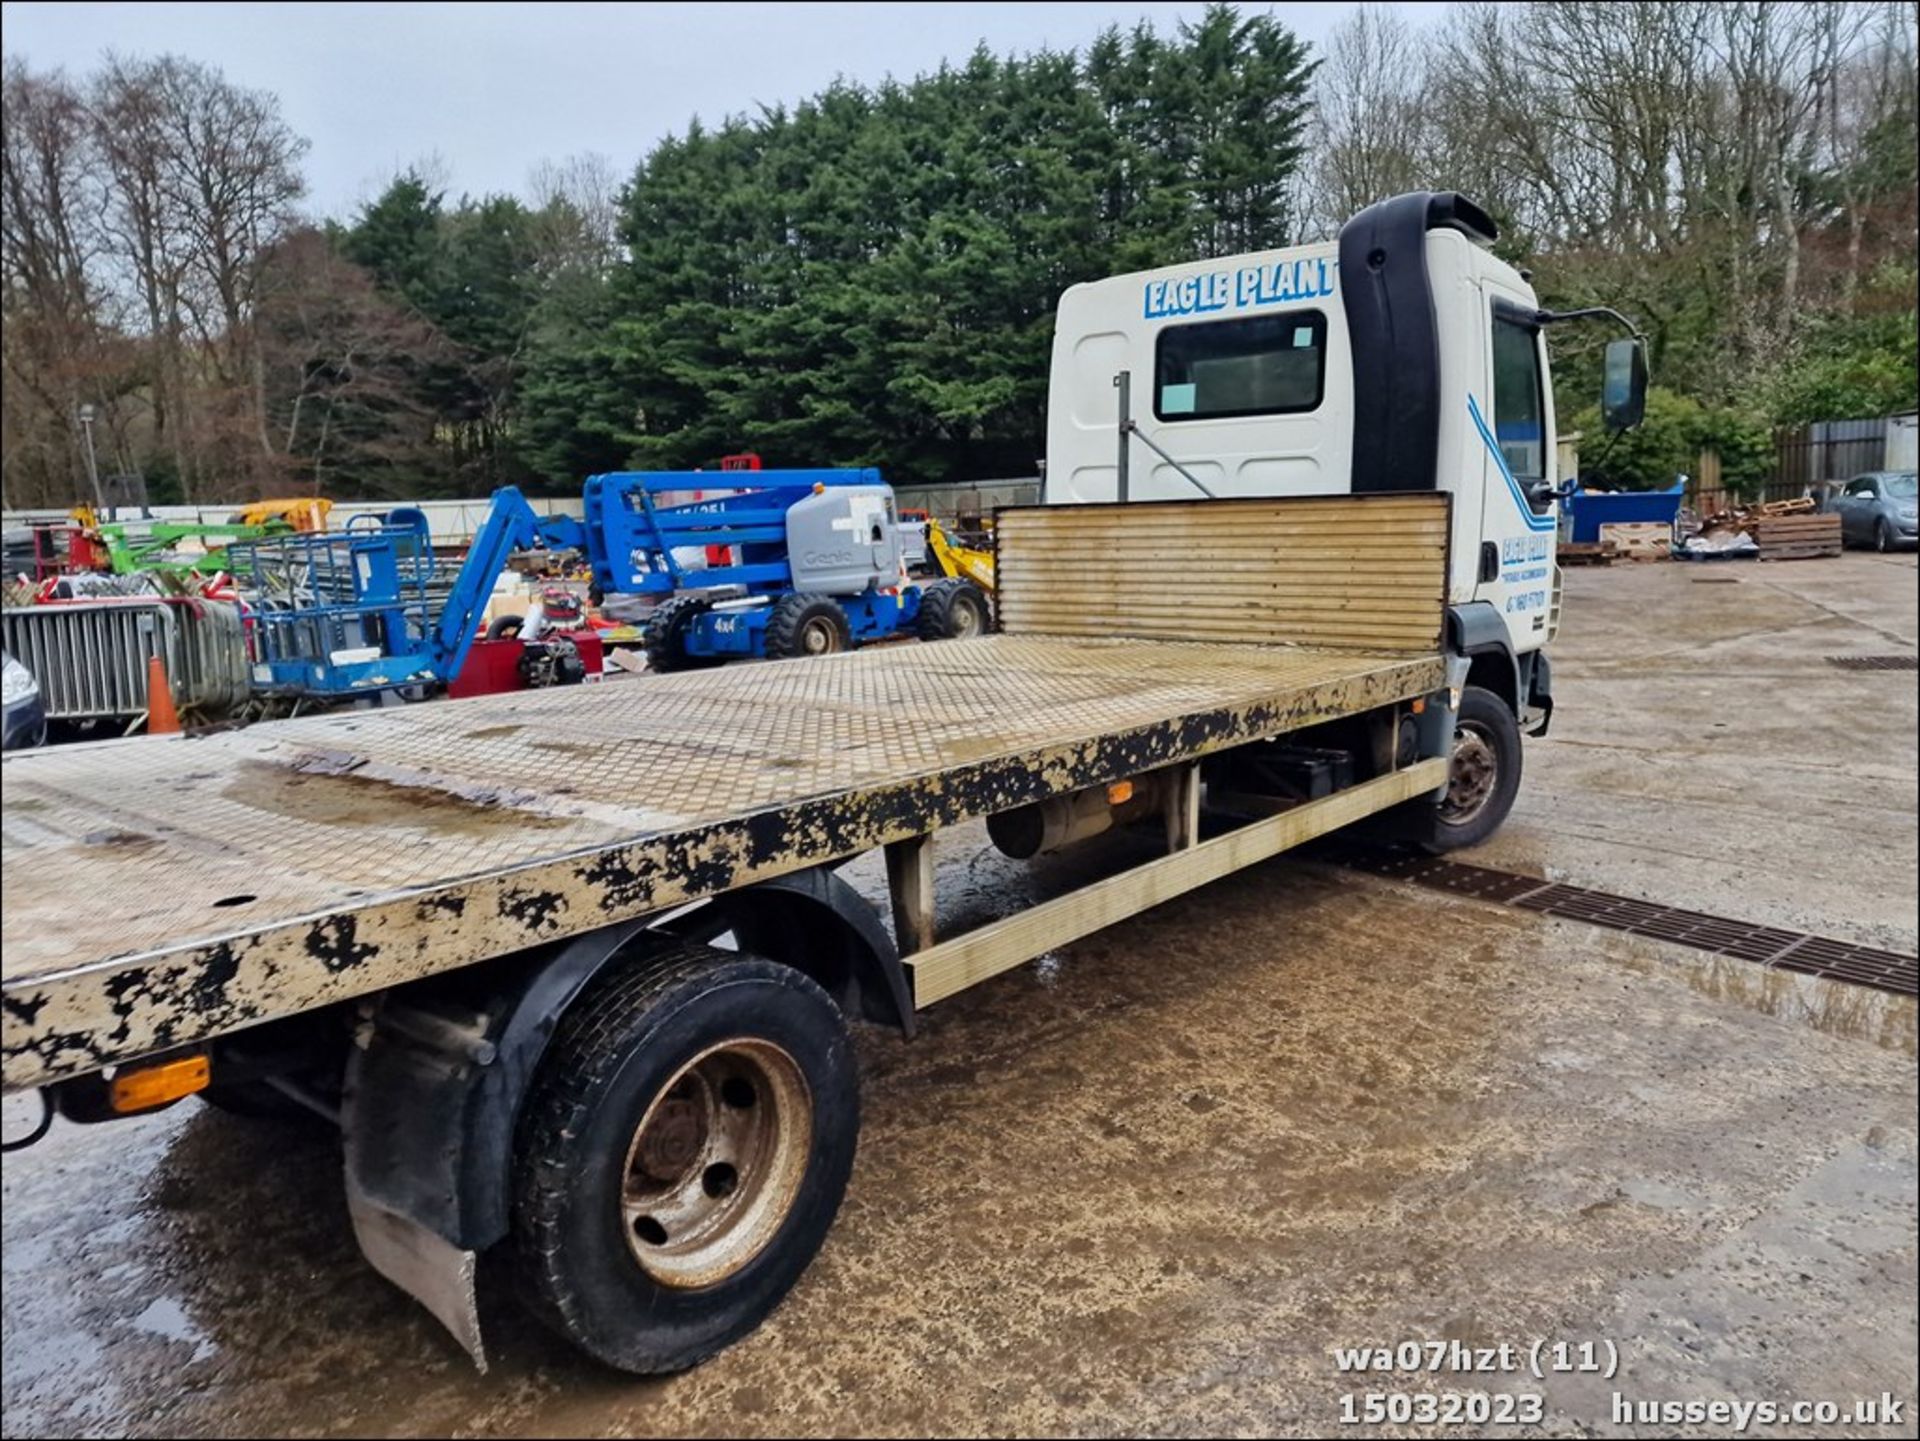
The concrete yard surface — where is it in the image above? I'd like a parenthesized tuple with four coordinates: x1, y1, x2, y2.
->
(2, 551, 1915, 1438)
(1479, 552, 1918, 953)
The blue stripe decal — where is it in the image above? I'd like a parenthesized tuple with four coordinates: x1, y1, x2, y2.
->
(1469, 394, 1558, 533)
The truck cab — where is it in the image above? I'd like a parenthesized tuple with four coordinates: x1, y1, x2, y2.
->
(1044, 192, 1591, 738)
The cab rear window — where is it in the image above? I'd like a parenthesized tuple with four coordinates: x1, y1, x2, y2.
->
(1154, 310, 1326, 422)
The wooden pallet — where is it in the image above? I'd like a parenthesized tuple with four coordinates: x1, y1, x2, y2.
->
(1747, 512, 1841, 561)
(1597, 521, 1672, 561)
(1557, 542, 1616, 567)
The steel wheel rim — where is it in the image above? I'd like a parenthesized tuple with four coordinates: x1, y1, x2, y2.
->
(619, 1038, 813, 1289)
(950, 599, 982, 638)
(800, 616, 839, 654)
(1441, 722, 1499, 825)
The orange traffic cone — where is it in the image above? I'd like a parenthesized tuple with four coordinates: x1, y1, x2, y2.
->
(146, 654, 182, 735)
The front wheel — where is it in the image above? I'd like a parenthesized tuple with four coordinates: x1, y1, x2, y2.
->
(1876, 519, 1896, 554)
(511, 942, 858, 1374)
(915, 578, 991, 641)
(766, 594, 852, 660)
(1423, 684, 1523, 853)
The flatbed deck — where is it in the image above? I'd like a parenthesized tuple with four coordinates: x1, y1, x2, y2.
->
(2, 633, 1444, 1089)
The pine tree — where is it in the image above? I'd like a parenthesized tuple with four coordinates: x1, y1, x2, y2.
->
(515, 3, 1319, 486)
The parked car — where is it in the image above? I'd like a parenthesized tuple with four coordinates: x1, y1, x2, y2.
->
(2, 650, 47, 751)
(1826, 470, 1918, 551)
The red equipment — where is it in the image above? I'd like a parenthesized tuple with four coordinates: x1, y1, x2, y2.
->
(447, 629, 604, 700)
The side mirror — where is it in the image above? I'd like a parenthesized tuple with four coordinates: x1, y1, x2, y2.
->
(1602, 338, 1647, 433)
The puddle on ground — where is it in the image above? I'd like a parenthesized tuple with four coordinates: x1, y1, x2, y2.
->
(1601, 934, 1916, 1055)
(225, 761, 568, 832)
(128, 1296, 218, 1364)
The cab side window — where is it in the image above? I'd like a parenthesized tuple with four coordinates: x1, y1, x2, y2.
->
(1154, 311, 1327, 422)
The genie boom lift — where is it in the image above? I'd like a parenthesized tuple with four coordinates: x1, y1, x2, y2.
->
(225, 469, 990, 697)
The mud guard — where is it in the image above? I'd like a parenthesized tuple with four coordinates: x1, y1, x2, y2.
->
(1445, 602, 1520, 716)
(1525, 651, 1554, 736)
(341, 865, 907, 1366)
(347, 1186, 488, 1371)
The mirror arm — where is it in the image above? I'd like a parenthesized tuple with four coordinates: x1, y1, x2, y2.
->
(1534, 305, 1645, 345)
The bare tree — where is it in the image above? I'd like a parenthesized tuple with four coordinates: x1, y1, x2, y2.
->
(1703, 1, 1862, 357)
(1820, 0, 1918, 310)
(90, 54, 201, 496)
(255, 227, 450, 495)
(1304, 6, 1430, 238)
(0, 59, 107, 507)
(527, 150, 622, 270)
(144, 57, 308, 478)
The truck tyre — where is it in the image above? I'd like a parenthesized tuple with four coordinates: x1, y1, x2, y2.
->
(644, 594, 721, 673)
(916, 578, 990, 641)
(511, 942, 858, 1374)
(1425, 684, 1523, 852)
(766, 595, 852, 659)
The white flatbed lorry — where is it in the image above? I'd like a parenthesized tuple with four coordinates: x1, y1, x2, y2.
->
(0, 193, 1644, 1372)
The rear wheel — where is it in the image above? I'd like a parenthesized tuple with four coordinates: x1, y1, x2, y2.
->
(1423, 684, 1523, 853)
(766, 595, 852, 660)
(511, 943, 858, 1374)
(915, 578, 991, 641)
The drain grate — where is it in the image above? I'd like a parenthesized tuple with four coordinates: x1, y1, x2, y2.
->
(1334, 849, 1917, 998)
(1826, 654, 1918, 671)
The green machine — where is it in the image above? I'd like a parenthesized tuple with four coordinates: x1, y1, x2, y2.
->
(92, 518, 296, 576)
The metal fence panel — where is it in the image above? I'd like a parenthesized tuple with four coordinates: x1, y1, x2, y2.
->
(1, 598, 248, 722)
(1774, 418, 1889, 487)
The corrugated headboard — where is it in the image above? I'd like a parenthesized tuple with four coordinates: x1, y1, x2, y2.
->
(993, 492, 1451, 654)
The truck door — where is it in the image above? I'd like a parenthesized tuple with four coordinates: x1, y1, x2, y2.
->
(1474, 283, 1558, 645)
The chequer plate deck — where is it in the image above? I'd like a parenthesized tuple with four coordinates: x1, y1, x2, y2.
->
(2, 634, 1443, 1089)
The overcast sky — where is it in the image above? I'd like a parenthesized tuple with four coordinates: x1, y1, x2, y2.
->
(2, 1, 1434, 220)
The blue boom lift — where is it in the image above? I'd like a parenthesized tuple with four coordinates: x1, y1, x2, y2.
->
(224, 469, 990, 698)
